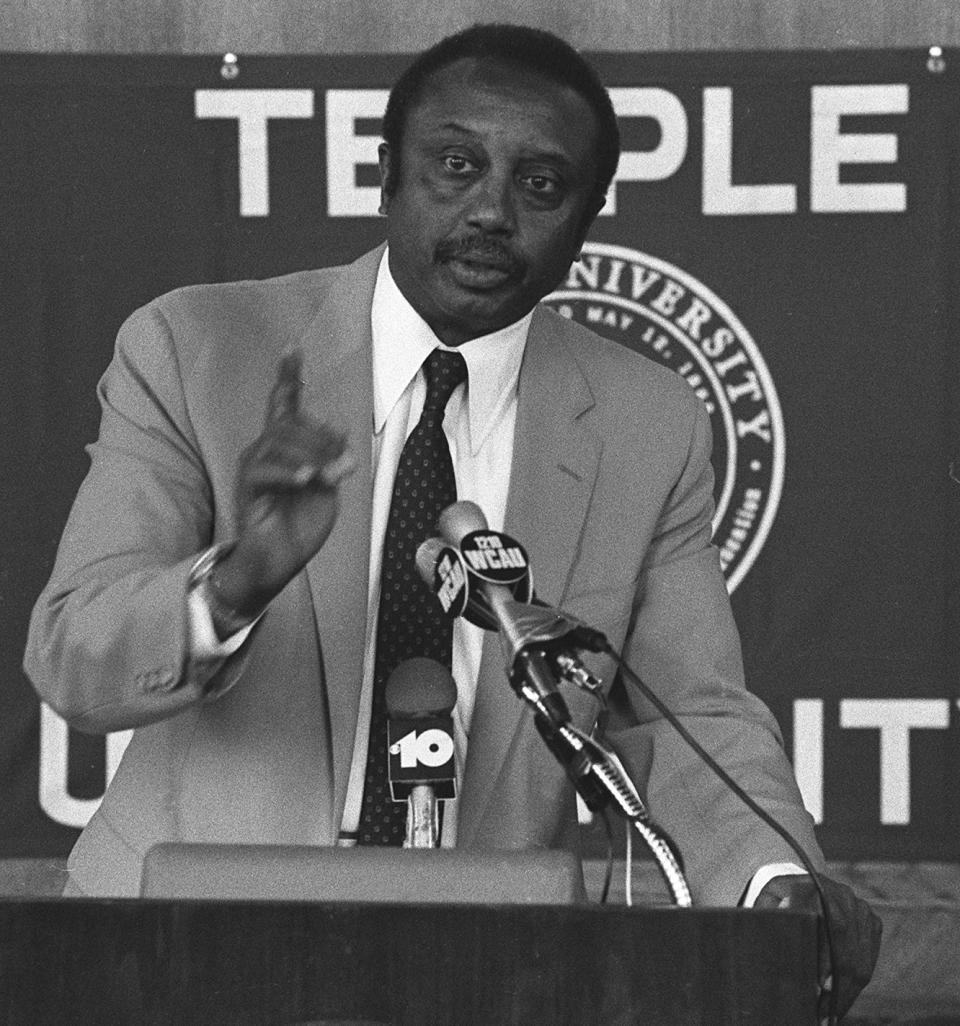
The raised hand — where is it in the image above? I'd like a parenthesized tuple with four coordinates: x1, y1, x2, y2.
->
(211, 351, 356, 622)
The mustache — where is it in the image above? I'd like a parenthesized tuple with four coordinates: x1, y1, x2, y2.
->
(435, 235, 524, 275)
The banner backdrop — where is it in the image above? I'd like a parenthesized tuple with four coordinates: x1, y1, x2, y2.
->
(1, 51, 957, 861)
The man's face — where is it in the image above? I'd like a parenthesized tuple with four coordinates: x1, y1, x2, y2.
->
(379, 58, 604, 346)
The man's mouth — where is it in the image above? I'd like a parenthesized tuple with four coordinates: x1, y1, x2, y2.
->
(436, 239, 523, 290)
(445, 255, 516, 289)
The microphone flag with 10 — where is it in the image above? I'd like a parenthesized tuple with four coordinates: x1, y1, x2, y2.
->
(385, 657, 458, 849)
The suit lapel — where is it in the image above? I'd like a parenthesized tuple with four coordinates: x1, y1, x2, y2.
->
(293, 246, 382, 835)
(458, 305, 602, 846)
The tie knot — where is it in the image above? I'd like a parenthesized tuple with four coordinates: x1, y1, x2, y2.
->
(422, 349, 467, 413)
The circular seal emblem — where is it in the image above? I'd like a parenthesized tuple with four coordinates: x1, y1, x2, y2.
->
(544, 242, 784, 593)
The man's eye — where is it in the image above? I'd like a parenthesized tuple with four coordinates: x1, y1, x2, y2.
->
(442, 155, 474, 173)
(523, 175, 560, 195)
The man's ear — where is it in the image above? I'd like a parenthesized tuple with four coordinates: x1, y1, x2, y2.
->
(573, 191, 607, 253)
(583, 191, 607, 230)
(378, 142, 395, 215)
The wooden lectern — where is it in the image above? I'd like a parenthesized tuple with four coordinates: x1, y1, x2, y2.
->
(0, 846, 820, 1025)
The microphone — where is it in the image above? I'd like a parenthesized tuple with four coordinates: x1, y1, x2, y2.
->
(417, 502, 571, 728)
(436, 502, 604, 653)
(414, 532, 531, 634)
(419, 501, 608, 727)
(418, 504, 691, 904)
(385, 657, 458, 849)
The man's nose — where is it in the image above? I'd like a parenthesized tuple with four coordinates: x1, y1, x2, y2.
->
(465, 172, 516, 233)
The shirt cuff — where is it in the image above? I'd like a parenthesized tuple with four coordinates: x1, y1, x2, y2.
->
(188, 584, 258, 659)
(741, 862, 807, 907)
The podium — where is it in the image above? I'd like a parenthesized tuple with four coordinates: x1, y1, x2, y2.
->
(0, 896, 819, 1025)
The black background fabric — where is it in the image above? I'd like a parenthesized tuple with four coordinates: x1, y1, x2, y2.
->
(1, 51, 956, 860)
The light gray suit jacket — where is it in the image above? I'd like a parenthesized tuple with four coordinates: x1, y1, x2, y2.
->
(25, 246, 824, 899)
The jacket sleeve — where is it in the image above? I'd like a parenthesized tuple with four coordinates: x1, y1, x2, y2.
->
(608, 397, 825, 905)
(23, 301, 249, 733)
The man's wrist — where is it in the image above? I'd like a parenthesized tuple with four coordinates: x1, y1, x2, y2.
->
(190, 543, 261, 641)
(741, 863, 808, 907)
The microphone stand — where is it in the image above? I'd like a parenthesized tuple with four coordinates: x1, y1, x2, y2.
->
(405, 784, 440, 849)
(500, 604, 692, 908)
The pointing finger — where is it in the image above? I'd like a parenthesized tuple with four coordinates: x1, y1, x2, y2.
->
(266, 351, 304, 425)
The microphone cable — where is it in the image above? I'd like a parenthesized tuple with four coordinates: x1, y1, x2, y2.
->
(598, 806, 615, 905)
(602, 640, 839, 1026)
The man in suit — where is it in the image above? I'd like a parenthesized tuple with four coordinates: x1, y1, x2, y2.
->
(25, 23, 879, 1019)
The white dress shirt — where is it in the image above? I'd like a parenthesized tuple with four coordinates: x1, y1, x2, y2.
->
(339, 251, 532, 845)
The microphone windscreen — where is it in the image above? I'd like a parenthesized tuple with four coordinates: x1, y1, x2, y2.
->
(385, 657, 458, 717)
(438, 500, 487, 544)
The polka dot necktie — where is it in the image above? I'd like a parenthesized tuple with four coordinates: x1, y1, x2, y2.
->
(357, 348, 468, 846)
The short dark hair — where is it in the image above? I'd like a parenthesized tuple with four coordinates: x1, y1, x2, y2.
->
(381, 23, 620, 201)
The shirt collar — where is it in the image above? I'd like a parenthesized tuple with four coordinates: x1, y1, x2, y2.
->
(370, 248, 532, 455)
